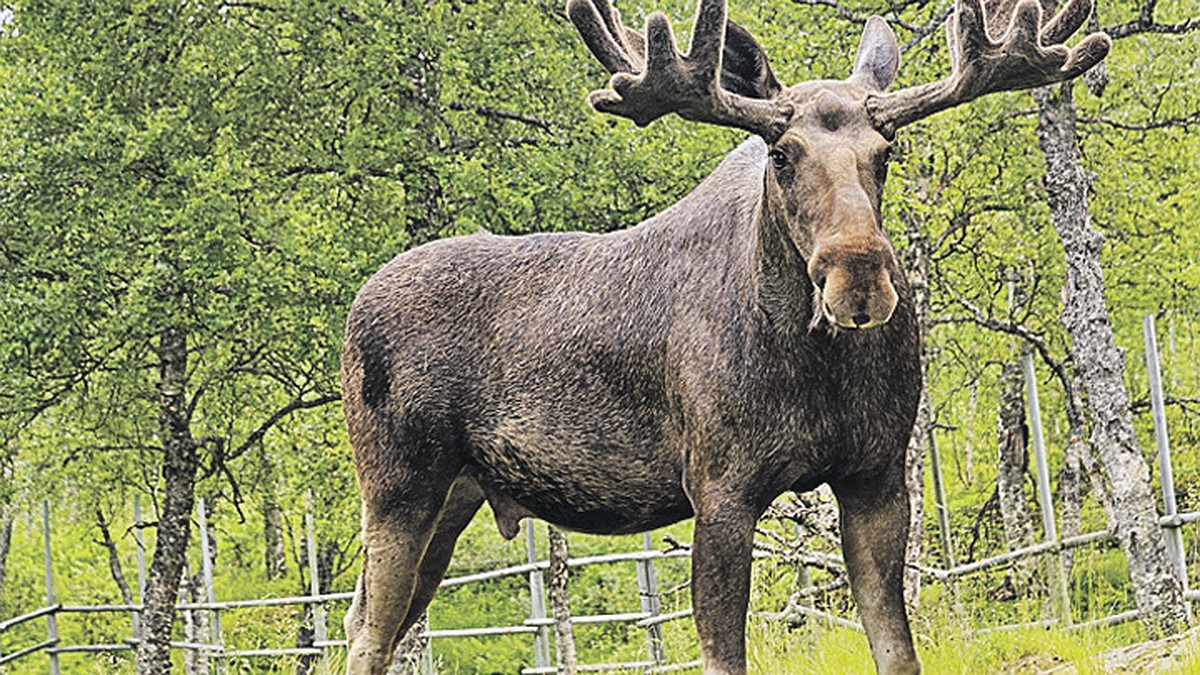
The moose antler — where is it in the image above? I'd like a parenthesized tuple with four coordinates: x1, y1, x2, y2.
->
(867, 0, 1111, 136)
(567, 0, 792, 141)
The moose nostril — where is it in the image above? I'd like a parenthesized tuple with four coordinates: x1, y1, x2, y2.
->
(852, 312, 870, 326)
(812, 272, 826, 290)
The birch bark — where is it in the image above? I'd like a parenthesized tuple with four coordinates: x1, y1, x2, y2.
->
(0, 507, 11, 612)
(548, 525, 578, 674)
(136, 326, 202, 672)
(1034, 83, 1187, 637)
(900, 212, 931, 608)
(387, 614, 429, 675)
(996, 358, 1036, 596)
(263, 498, 287, 581)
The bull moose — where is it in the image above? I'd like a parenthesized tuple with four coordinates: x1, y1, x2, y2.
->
(340, 0, 1109, 672)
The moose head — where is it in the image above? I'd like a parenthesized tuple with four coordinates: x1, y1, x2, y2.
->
(568, 0, 1109, 330)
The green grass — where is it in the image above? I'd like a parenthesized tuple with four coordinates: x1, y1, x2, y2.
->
(746, 616, 1153, 674)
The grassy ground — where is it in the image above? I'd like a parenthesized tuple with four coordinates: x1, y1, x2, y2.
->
(24, 620, 1200, 674)
(747, 619, 1200, 674)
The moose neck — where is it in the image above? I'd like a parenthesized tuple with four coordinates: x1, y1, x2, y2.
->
(747, 146, 818, 335)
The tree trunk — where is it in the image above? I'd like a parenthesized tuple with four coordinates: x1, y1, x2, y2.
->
(1060, 435, 1085, 578)
(180, 565, 210, 675)
(1034, 83, 1187, 637)
(386, 613, 429, 675)
(996, 357, 1036, 596)
(1052, 363, 1104, 582)
(900, 210, 931, 608)
(0, 506, 12, 613)
(263, 498, 287, 580)
(547, 525, 577, 674)
(97, 509, 136, 605)
(136, 326, 201, 673)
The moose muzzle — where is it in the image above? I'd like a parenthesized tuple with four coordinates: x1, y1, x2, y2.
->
(808, 237, 898, 329)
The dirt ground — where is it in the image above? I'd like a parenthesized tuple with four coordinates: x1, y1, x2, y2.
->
(1002, 627, 1200, 674)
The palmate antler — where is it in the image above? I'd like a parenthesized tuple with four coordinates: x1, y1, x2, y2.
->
(867, 0, 1111, 136)
(567, 0, 793, 141)
(570, 0, 1109, 140)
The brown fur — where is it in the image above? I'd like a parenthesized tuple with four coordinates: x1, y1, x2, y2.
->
(341, 12, 923, 675)
(334, 0, 1110, 670)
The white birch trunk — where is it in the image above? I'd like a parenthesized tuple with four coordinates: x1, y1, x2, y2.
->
(900, 211, 931, 608)
(996, 358, 1037, 596)
(547, 525, 577, 674)
(387, 613, 429, 675)
(1034, 83, 1187, 637)
(0, 507, 12, 613)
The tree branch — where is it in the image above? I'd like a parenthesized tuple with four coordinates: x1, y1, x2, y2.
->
(900, 1, 956, 54)
(789, 0, 869, 24)
(1106, 17, 1200, 39)
(446, 102, 556, 133)
(96, 509, 135, 606)
(1078, 111, 1200, 131)
(226, 393, 342, 462)
(934, 293, 1079, 423)
(1105, 0, 1200, 40)
(1130, 396, 1200, 414)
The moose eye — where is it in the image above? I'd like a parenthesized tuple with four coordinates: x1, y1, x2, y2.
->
(769, 149, 787, 170)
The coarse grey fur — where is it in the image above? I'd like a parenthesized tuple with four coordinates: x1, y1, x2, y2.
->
(346, 136, 919, 532)
(340, 0, 1109, 673)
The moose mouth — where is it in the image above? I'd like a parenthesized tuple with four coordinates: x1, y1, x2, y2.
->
(823, 303, 888, 330)
(812, 283, 896, 331)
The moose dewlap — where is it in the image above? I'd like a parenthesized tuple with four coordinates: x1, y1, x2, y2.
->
(340, 1, 1109, 673)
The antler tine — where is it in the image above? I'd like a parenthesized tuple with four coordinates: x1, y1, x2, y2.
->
(866, 0, 1111, 136)
(568, 0, 643, 74)
(568, 0, 791, 141)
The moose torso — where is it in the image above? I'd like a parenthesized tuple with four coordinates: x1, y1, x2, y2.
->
(344, 137, 921, 539)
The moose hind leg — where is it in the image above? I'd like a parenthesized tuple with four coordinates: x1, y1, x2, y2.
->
(396, 475, 485, 638)
(345, 464, 462, 675)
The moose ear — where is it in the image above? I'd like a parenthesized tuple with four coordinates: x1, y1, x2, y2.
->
(720, 20, 782, 99)
(850, 16, 899, 92)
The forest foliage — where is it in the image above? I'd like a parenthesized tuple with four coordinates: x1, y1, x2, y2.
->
(0, 0, 1198, 671)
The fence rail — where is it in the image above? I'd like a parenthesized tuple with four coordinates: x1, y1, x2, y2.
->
(2, 313, 1196, 672)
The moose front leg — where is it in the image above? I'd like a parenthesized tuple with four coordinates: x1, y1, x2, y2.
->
(832, 469, 921, 675)
(690, 487, 758, 675)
